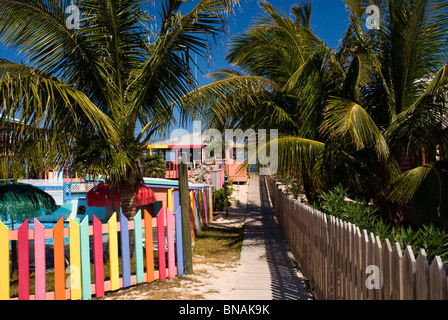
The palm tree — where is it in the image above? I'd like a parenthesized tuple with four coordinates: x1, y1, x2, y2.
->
(213, 0, 448, 227)
(324, 0, 448, 225)
(217, 1, 343, 203)
(0, 0, 274, 220)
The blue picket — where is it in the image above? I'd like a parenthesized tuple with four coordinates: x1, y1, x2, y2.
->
(119, 212, 131, 288)
(175, 206, 184, 276)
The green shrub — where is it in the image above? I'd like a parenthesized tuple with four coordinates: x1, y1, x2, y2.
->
(213, 186, 234, 212)
(399, 224, 448, 263)
(318, 186, 378, 232)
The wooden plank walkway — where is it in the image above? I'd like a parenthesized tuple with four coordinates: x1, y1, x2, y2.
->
(233, 175, 313, 300)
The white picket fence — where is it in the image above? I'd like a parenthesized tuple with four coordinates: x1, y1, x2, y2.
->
(266, 176, 448, 300)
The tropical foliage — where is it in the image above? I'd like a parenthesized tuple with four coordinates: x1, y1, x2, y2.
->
(209, 0, 448, 228)
(0, 0, 276, 219)
(316, 186, 448, 263)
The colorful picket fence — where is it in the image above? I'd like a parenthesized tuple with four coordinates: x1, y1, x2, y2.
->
(0, 207, 184, 300)
(188, 187, 213, 241)
(165, 186, 213, 242)
(210, 169, 225, 190)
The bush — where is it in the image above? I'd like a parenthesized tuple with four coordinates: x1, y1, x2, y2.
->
(213, 185, 234, 212)
(318, 186, 379, 232)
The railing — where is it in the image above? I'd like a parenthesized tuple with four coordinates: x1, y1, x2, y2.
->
(266, 176, 448, 300)
(0, 207, 184, 300)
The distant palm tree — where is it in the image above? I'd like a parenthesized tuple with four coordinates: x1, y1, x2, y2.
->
(0, 0, 270, 220)
(143, 153, 166, 178)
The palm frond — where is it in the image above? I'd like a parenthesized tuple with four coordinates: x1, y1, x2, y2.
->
(321, 97, 389, 159)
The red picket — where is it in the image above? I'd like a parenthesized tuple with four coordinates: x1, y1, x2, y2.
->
(18, 219, 30, 300)
(93, 215, 104, 298)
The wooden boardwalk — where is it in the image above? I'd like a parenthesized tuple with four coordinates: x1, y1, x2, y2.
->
(232, 175, 313, 300)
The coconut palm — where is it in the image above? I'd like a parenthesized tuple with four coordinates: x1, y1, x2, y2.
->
(214, 0, 448, 226)
(0, 0, 274, 220)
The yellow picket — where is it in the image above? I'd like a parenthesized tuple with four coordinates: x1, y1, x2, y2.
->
(108, 213, 120, 291)
(69, 217, 82, 300)
(0, 221, 9, 300)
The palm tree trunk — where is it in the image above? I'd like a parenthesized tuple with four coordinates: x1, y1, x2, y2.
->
(302, 169, 318, 205)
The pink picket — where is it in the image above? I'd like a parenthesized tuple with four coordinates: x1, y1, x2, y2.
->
(18, 219, 30, 300)
(93, 215, 105, 298)
(166, 208, 175, 279)
(157, 208, 166, 281)
(33, 219, 46, 300)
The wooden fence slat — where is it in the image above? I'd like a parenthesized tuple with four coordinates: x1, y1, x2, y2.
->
(80, 216, 91, 300)
(69, 217, 82, 300)
(346, 223, 354, 300)
(134, 210, 144, 284)
(391, 242, 403, 300)
(198, 191, 203, 229)
(18, 219, 30, 300)
(108, 213, 120, 291)
(429, 256, 447, 300)
(209, 187, 213, 221)
(416, 249, 429, 300)
(33, 219, 46, 300)
(265, 176, 448, 301)
(144, 210, 155, 283)
(189, 192, 195, 242)
(0, 221, 10, 300)
(157, 208, 166, 281)
(119, 212, 131, 288)
(355, 227, 365, 300)
(166, 208, 176, 279)
(53, 218, 66, 300)
(382, 239, 393, 300)
(403, 246, 416, 300)
(92, 215, 105, 298)
(203, 189, 208, 225)
(175, 206, 184, 277)
(366, 232, 376, 300)
(374, 236, 383, 300)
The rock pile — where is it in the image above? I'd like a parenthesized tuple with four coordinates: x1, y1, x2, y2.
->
(188, 164, 221, 185)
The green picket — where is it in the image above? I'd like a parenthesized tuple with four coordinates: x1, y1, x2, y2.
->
(80, 216, 91, 300)
(134, 210, 144, 284)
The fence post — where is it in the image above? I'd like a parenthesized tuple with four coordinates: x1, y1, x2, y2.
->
(429, 256, 447, 300)
(179, 160, 193, 275)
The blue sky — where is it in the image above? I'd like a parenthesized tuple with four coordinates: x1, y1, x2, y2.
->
(198, 0, 350, 85)
(0, 0, 350, 136)
(0, 0, 349, 68)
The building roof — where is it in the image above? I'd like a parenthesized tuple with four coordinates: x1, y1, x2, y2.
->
(150, 132, 205, 149)
(148, 130, 246, 149)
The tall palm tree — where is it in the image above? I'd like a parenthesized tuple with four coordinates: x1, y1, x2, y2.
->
(219, 1, 344, 203)
(0, 0, 271, 220)
(214, 0, 448, 226)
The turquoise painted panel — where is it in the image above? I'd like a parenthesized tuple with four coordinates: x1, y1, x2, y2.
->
(134, 211, 144, 284)
(80, 216, 91, 300)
